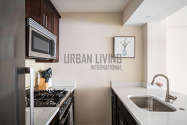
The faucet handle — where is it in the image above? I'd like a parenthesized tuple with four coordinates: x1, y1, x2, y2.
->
(168, 95, 177, 103)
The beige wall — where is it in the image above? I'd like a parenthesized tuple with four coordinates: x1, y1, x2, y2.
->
(142, 21, 167, 86)
(44, 13, 144, 125)
(166, 6, 187, 94)
(147, 21, 167, 83)
(142, 24, 147, 83)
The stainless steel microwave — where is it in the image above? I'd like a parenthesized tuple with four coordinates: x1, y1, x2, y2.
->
(26, 18, 56, 60)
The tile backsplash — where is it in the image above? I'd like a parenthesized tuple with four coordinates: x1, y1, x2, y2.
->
(25, 59, 46, 88)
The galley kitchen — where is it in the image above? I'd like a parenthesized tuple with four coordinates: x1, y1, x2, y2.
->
(1, 0, 187, 125)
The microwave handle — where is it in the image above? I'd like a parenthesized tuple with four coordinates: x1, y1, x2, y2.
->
(43, 14, 45, 26)
(46, 15, 48, 27)
(25, 67, 34, 125)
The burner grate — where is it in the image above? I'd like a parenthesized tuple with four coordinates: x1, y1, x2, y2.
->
(26, 89, 68, 107)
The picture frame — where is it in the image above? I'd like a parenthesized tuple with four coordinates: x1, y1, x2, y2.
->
(113, 36, 135, 58)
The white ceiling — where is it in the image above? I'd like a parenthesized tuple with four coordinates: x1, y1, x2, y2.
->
(51, 0, 129, 12)
(51, 0, 187, 25)
(126, 0, 187, 25)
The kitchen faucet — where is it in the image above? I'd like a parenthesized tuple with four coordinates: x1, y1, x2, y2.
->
(151, 74, 177, 103)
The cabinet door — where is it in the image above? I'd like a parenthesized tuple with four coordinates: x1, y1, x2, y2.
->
(52, 13, 60, 62)
(25, 0, 42, 24)
(112, 91, 117, 125)
(117, 98, 137, 125)
(53, 13, 59, 36)
(117, 109, 128, 125)
(42, 0, 53, 31)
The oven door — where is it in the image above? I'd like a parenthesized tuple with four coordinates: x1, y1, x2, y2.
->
(69, 104, 74, 125)
(28, 26, 56, 59)
(59, 104, 72, 125)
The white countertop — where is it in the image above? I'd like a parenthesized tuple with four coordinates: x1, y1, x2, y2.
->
(111, 82, 187, 125)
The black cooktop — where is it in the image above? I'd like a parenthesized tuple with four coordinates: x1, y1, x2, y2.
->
(26, 89, 68, 107)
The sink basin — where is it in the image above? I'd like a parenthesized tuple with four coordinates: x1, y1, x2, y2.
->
(129, 96, 177, 112)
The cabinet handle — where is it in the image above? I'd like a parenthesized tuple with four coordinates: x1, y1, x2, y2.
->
(120, 119, 128, 125)
(120, 120, 124, 125)
(46, 15, 47, 27)
(43, 14, 45, 26)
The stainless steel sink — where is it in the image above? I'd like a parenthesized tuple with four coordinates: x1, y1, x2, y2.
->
(129, 96, 177, 112)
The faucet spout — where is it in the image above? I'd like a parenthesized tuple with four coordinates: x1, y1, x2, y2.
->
(151, 74, 177, 103)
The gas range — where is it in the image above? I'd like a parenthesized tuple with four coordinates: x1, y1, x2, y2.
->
(26, 89, 68, 107)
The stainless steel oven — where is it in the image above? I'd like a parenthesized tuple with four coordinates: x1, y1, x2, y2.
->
(26, 18, 57, 60)
(58, 97, 74, 125)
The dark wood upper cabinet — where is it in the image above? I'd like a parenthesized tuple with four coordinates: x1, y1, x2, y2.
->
(26, 0, 42, 24)
(52, 13, 60, 62)
(42, 0, 53, 31)
(53, 12, 59, 36)
(25, 0, 61, 62)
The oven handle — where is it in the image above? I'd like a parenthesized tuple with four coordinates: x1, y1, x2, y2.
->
(59, 111, 70, 125)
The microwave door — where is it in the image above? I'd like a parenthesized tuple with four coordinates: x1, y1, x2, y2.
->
(28, 27, 55, 59)
(32, 30, 50, 55)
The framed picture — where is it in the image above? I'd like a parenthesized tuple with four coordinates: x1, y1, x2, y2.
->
(113, 36, 135, 58)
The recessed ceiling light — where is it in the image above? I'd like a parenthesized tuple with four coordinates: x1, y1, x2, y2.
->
(145, 16, 151, 18)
